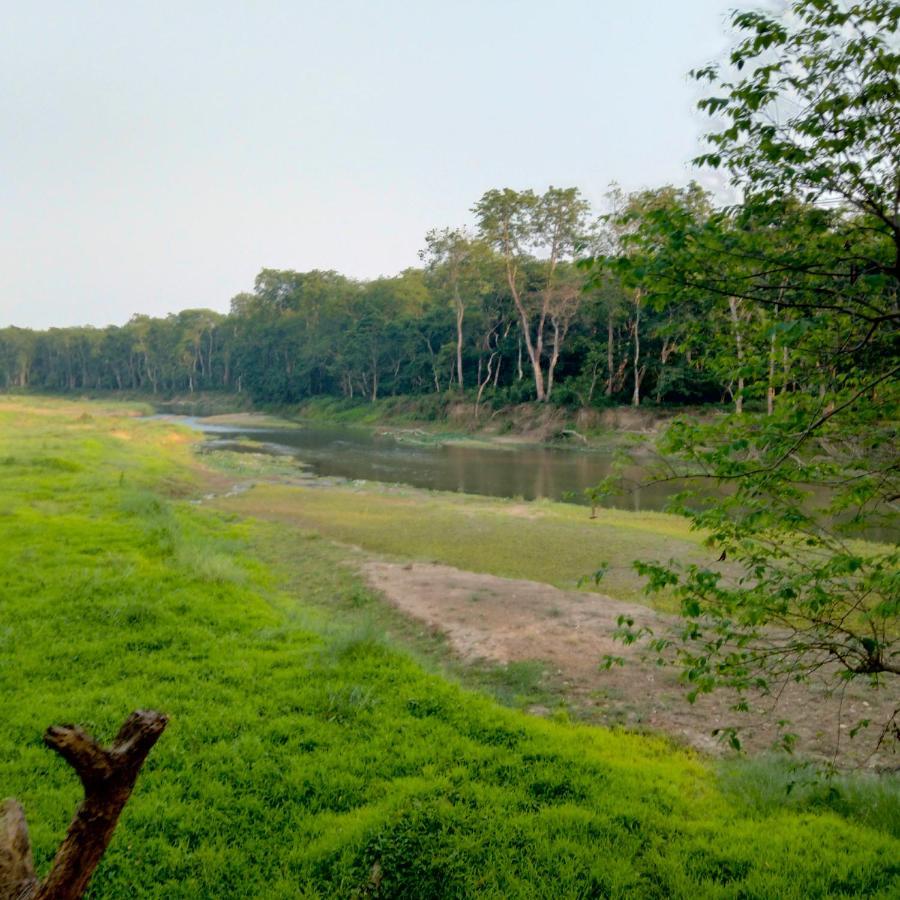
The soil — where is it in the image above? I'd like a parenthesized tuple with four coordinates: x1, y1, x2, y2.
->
(363, 560, 898, 768)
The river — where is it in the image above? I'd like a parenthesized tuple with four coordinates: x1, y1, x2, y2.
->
(170, 417, 676, 513)
(165, 416, 896, 541)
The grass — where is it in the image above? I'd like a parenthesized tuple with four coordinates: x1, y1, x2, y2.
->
(717, 755, 900, 840)
(238, 519, 565, 717)
(210, 478, 708, 609)
(290, 395, 651, 451)
(196, 412, 303, 429)
(294, 395, 454, 426)
(1, 396, 898, 898)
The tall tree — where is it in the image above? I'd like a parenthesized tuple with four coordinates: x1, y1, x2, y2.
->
(420, 228, 483, 391)
(473, 187, 590, 401)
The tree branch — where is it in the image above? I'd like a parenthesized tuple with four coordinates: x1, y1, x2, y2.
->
(0, 710, 167, 900)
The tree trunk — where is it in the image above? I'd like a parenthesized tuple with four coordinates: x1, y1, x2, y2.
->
(767, 309, 778, 416)
(475, 352, 499, 418)
(425, 338, 441, 393)
(505, 264, 546, 401)
(516, 309, 545, 401)
(587, 357, 600, 405)
(631, 290, 642, 407)
(546, 315, 570, 402)
(454, 291, 465, 391)
(605, 311, 616, 397)
(0, 710, 167, 900)
(728, 296, 745, 415)
(655, 336, 674, 404)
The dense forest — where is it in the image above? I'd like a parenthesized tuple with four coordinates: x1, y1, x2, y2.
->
(0, 181, 843, 414)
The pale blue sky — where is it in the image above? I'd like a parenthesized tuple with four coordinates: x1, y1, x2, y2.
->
(1, 0, 739, 328)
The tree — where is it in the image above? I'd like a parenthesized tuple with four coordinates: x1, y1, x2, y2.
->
(593, 184, 715, 407)
(420, 228, 485, 391)
(0, 328, 35, 388)
(611, 0, 899, 756)
(0, 710, 167, 900)
(473, 187, 590, 401)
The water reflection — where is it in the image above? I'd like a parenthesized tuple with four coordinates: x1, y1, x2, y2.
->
(174, 417, 674, 512)
(164, 416, 895, 542)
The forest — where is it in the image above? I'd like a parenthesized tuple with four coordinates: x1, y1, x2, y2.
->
(3, 170, 894, 430)
(0, 182, 830, 414)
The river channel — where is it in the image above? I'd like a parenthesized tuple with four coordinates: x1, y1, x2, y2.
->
(171, 417, 674, 513)
(165, 416, 895, 542)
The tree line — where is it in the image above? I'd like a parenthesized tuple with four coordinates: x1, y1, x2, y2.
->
(1, 181, 843, 415)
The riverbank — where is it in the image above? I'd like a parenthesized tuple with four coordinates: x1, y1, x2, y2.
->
(197, 447, 898, 767)
(188, 395, 693, 458)
(14, 389, 707, 450)
(2, 395, 898, 896)
(174, 394, 679, 450)
(289, 395, 687, 450)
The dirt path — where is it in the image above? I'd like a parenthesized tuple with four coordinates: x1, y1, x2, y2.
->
(363, 560, 897, 767)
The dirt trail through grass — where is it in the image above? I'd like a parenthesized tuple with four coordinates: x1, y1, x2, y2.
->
(200, 453, 897, 767)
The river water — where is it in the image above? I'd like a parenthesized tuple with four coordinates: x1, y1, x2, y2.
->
(171, 417, 676, 513)
(165, 416, 896, 541)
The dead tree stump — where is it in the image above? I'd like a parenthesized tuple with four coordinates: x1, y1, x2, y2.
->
(0, 710, 168, 900)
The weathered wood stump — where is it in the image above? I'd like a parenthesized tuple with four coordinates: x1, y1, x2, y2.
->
(0, 710, 168, 900)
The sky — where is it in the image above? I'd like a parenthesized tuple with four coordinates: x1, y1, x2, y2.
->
(0, 0, 739, 329)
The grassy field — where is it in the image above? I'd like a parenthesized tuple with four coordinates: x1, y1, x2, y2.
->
(1, 397, 898, 898)
(206, 462, 709, 609)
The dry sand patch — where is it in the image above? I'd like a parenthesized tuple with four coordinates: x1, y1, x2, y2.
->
(363, 560, 897, 766)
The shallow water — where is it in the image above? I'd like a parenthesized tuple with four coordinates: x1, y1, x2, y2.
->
(163, 415, 896, 542)
(168, 416, 678, 513)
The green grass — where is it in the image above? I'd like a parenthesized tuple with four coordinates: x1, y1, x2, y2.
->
(294, 395, 454, 426)
(1, 397, 898, 898)
(212, 479, 708, 608)
(718, 755, 900, 840)
(239, 519, 566, 717)
(290, 395, 654, 451)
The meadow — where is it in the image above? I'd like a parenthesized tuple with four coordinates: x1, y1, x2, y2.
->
(202, 446, 708, 610)
(1, 397, 898, 898)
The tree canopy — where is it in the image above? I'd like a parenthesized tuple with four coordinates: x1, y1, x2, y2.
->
(591, 0, 899, 758)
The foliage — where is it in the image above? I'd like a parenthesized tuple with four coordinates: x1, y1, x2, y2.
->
(589, 0, 900, 753)
(718, 754, 900, 839)
(1, 184, 742, 411)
